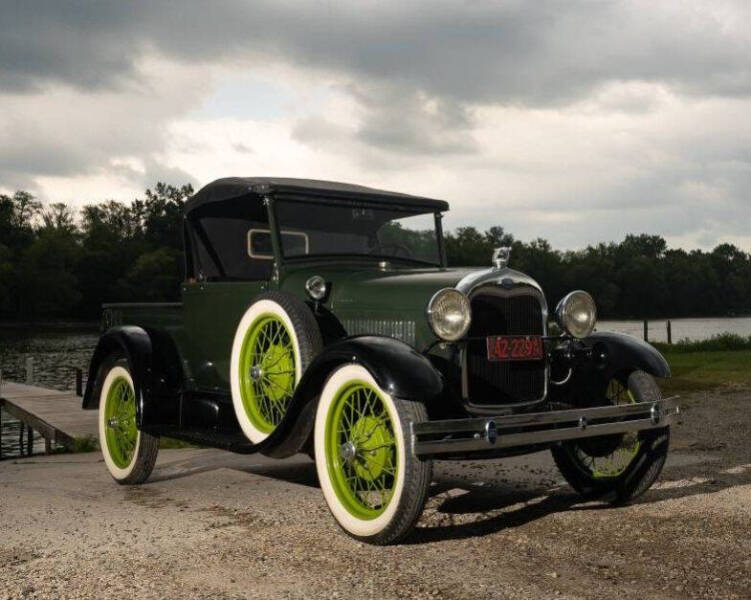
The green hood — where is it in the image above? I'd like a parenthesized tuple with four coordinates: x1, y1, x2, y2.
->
(279, 263, 481, 347)
(281, 263, 479, 311)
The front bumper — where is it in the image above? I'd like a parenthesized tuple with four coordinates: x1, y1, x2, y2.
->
(411, 396, 680, 458)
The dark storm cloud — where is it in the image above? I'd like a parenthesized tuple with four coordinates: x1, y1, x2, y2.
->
(6, 0, 747, 163)
(0, 2, 139, 91)
(293, 84, 478, 156)
(2, 0, 750, 250)
(3, 1, 749, 104)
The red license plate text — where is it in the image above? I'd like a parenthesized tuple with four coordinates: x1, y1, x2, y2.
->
(486, 335, 544, 361)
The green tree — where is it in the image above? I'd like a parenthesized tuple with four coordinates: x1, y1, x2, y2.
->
(445, 227, 494, 266)
(15, 227, 81, 318)
(142, 182, 193, 250)
(113, 248, 182, 302)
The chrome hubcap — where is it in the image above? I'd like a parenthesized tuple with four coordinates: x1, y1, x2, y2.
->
(249, 365, 264, 381)
(340, 441, 357, 463)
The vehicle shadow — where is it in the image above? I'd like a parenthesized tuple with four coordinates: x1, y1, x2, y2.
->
(148, 450, 319, 488)
(146, 449, 751, 544)
(405, 459, 751, 544)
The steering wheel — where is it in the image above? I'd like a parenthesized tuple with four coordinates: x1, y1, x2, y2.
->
(372, 242, 413, 259)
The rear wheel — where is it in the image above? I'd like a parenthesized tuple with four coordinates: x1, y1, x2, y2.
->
(97, 357, 158, 485)
(552, 370, 669, 504)
(314, 364, 432, 545)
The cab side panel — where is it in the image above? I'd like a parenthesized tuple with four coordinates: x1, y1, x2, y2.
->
(181, 281, 266, 392)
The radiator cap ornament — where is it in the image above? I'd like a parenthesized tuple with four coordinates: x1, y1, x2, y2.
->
(492, 246, 511, 269)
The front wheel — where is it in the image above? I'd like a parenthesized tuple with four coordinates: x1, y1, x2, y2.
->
(552, 370, 669, 504)
(314, 364, 432, 545)
(97, 356, 159, 485)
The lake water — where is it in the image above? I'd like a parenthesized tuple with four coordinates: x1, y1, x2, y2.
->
(597, 317, 751, 343)
(1, 317, 749, 459)
(0, 325, 99, 459)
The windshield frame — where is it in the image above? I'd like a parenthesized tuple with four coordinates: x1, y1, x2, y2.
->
(266, 194, 447, 270)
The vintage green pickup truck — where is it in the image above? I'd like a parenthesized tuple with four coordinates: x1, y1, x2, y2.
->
(84, 177, 678, 544)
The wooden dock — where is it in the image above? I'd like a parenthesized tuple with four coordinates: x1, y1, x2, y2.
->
(0, 380, 98, 454)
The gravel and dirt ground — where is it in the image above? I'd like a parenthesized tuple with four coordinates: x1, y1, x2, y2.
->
(1, 388, 750, 600)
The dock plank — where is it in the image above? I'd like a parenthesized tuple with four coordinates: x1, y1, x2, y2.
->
(0, 381, 98, 448)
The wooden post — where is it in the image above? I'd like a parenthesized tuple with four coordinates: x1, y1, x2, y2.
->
(667, 320, 672, 345)
(18, 423, 24, 456)
(25, 356, 34, 385)
(643, 320, 649, 342)
(0, 367, 3, 460)
(75, 369, 83, 397)
(44, 436, 52, 455)
(26, 426, 33, 456)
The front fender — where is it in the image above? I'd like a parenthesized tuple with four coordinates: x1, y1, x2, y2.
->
(297, 335, 443, 400)
(261, 335, 443, 458)
(583, 332, 671, 379)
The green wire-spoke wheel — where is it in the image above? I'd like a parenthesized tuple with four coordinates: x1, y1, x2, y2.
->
(552, 370, 670, 504)
(239, 314, 297, 433)
(315, 364, 432, 545)
(569, 379, 642, 479)
(103, 374, 138, 468)
(326, 381, 397, 519)
(231, 293, 323, 444)
(97, 357, 159, 485)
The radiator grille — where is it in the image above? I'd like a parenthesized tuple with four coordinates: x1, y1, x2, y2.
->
(465, 293, 545, 406)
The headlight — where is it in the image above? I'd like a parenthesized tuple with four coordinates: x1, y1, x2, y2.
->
(426, 288, 471, 341)
(555, 290, 597, 338)
(305, 275, 328, 301)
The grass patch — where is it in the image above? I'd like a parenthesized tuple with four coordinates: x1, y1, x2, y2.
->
(659, 348, 751, 395)
(159, 437, 198, 449)
(69, 435, 196, 453)
(71, 435, 98, 453)
(653, 333, 751, 354)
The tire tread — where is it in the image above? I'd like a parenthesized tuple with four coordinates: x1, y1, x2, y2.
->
(96, 355, 159, 485)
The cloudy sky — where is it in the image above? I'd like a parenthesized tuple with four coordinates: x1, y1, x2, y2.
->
(2, 0, 750, 250)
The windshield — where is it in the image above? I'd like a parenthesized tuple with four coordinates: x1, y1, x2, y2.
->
(274, 199, 442, 265)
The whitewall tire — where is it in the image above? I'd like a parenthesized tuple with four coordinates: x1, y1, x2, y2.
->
(96, 357, 158, 485)
(230, 292, 322, 444)
(314, 364, 432, 544)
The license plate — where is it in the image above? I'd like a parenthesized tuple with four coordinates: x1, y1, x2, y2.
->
(486, 335, 544, 361)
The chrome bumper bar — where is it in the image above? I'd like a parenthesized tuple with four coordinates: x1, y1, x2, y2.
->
(411, 397, 680, 457)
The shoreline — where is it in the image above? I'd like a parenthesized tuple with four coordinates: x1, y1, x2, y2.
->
(0, 321, 99, 331)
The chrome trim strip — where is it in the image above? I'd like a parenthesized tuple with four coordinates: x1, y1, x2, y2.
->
(411, 396, 680, 457)
(456, 266, 545, 298)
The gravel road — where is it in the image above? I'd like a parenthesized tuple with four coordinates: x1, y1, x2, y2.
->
(1, 389, 749, 600)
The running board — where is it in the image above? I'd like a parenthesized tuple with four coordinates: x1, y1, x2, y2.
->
(411, 397, 680, 458)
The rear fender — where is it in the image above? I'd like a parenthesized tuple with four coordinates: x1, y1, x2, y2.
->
(82, 326, 182, 431)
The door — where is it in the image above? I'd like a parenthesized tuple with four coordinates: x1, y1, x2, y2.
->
(182, 281, 268, 392)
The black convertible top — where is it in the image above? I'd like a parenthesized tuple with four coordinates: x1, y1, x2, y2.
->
(184, 177, 449, 215)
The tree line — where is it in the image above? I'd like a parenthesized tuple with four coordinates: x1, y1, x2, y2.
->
(0, 183, 749, 321)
